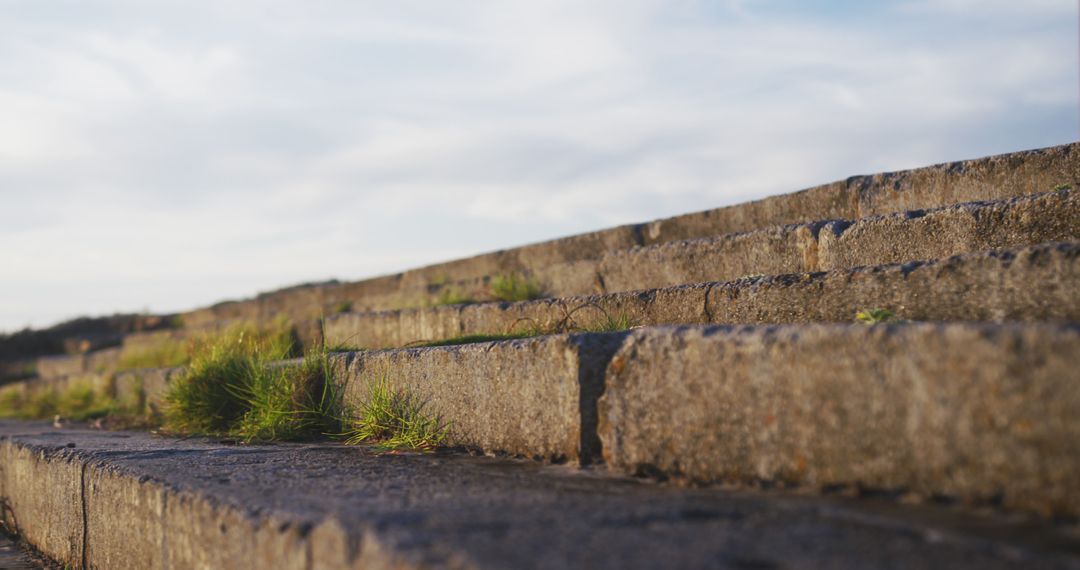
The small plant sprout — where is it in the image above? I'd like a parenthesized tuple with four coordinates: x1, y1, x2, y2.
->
(345, 376, 448, 451)
(1054, 183, 1072, 192)
(856, 308, 896, 324)
(489, 273, 545, 302)
(584, 312, 635, 333)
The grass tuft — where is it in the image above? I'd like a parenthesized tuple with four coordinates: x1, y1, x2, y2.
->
(344, 376, 448, 451)
(489, 273, 545, 302)
(856, 308, 897, 324)
(582, 312, 635, 333)
(0, 381, 135, 423)
(162, 319, 298, 434)
(1054, 183, 1072, 192)
(56, 382, 117, 421)
(163, 333, 264, 434)
(117, 339, 189, 371)
(231, 347, 345, 441)
(163, 323, 348, 441)
(117, 317, 298, 372)
(0, 389, 24, 417)
(431, 288, 477, 307)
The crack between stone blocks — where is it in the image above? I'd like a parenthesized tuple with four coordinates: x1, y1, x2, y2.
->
(80, 461, 88, 570)
(304, 530, 314, 570)
(161, 487, 170, 570)
(702, 282, 718, 323)
(575, 333, 630, 466)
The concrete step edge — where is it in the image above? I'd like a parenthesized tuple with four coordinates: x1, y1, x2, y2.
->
(5, 423, 1079, 569)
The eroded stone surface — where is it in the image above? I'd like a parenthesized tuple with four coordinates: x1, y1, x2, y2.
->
(324, 241, 1080, 349)
(1, 422, 1079, 569)
(598, 324, 1080, 517)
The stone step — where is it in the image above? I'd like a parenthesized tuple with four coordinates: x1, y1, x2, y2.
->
(335, 186, 1080, 313)
(177, 144, 1080, 327)
(56, 184, 1074, 380)
(597, 324, 1080, 518)
(12, 322, 1080, 517)
(330, 323, 1080, 516)
(1, 422, 1077, 570)
(51, 185, 1076, 376)
(326, 241, 1080, 349)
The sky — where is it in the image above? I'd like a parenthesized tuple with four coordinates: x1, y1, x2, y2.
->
(0, 0, 1076, 332)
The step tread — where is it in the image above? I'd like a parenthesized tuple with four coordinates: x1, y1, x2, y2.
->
(1, 421, 1077, 570)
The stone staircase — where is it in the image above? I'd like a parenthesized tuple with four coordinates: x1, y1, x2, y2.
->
(0, 143, 1078, 569)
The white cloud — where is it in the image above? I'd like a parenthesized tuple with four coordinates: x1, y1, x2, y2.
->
(0, 0, 1074, 331)
(897, 0, 1074, 16)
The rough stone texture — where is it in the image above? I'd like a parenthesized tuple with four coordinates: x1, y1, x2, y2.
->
(162, 492, 310, 570)
(706, 241, 1080, 324)
(330, 186, 1079, 313)
(84, 465, 166, 569)
(140, 368, 177, 415)
(818, 187, 1079, 270)
(111, 367, 177, 413)
(35, 354, 85, 379)
(84, 347, 120, 375)
(598, 187, 1078, 295)
(325, 241, 1080, 349)
(604, 223, 819, 293)
(855, 143, 1080, 218)
(2, 423, 1079, 570)
(339, 335, 623, 462)
(645, 142, 1080, 245)
(598, 324, 1080, 517)
(171, 143, 1080, 329)
(0, 441, 83, 568)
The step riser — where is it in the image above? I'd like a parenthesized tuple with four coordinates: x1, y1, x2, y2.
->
(599, 325, 1080, 517)
(0, 438, 411, 570)
(336, 334, 623, 462)
(0, 444, 83, 566)
(178, 144, 1080, 327)
(325, 241, 1080, 349)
